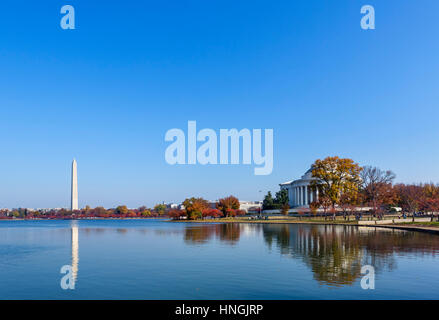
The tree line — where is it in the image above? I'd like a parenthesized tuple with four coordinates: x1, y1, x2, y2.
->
(168, 195, 246, 220)
(263, 156, 439, 219)
(0, 205, 165, 220)
(0, 196, 246, 221)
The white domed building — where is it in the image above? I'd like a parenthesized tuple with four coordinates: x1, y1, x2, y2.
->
(279, 168, 320, 208)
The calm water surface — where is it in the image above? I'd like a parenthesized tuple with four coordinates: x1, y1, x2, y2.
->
(1, 219, 438, 299)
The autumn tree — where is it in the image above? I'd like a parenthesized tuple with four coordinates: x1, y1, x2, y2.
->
(420, 184, 439, 219)
(297, 208, 306, 220)
(94, 206, 108, 217)
(115, 205, 128, 215)
(422, 183, 439, 200)
(138, 206, 147, 213)
(320, 195, 335, 220)
(216, 196, 240, 217)
(360, 166, 396, 218)
(183, 197, 209, 220)
(310, 156, 362, 213)
(281, 203, 290, 216)
(394, 184, 425, 215)
(339, 191, 361, 220)
(235, 209, 246, 216)
(202, 208, 223, 219)
(168, 209, 186, 220)
(309, 201, 319, 217)
(224, 208, 246, 217)
(154, 204, 166, 216)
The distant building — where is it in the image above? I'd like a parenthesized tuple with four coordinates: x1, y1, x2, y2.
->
(165, 203, 185, 210)
(168, 200, 262, 213)
(37, 208, 64, 213)
(210, 200, 262, 213)
(239, 201, 262, 213)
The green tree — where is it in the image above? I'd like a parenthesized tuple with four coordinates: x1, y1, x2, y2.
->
(262, 191, 275, 210)
(154, 204, 166, 216)
(275, 189, 289, 207)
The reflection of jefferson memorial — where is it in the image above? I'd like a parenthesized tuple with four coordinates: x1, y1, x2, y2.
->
(280, 168, 319, 208)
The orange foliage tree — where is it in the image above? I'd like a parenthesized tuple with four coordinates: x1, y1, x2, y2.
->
(168, 209, 186, 220)
(216, 196, 240, 217)
(183, 197, 210, 220)
(202, 208, 223, 219)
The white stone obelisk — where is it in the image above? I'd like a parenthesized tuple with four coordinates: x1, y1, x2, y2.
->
(71, 159, 78, 210)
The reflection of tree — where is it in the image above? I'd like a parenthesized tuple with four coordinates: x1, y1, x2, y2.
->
(183, 224, 241, 245)
(263, 225, 363, 286)
(184, 225, 217, 244)
(215, 224, 241, 244)
(83, 228, 106, 235)
(298, 226, 364, 286)
(262, 224, 439, 287)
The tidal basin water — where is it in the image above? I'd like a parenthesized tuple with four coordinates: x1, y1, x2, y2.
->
(1, 219, 439, 299)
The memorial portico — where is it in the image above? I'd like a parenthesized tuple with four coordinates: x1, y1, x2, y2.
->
(279, 168, 319, 208)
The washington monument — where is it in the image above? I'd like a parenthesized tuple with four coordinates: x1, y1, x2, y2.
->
(71, 159, 78, 210)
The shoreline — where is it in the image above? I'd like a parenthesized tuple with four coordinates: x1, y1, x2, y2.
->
(372, 224, 439, 235)
(0, 217, 167, 221)
(2, 217, 438, 235)
(170, 218, 439, 235)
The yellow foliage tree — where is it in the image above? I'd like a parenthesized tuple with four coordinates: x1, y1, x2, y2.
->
(310, 156, 362, 213)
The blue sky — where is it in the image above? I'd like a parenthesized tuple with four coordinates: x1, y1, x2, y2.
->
(0, 1, 438, 208)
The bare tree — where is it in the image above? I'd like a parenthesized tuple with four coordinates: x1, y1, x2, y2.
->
(360, 166, 396, 218)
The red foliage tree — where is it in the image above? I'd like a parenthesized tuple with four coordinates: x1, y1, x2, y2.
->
(202, 208, 223, 219)
(168, 209, 186, 220)
(216, 196, 240, 217)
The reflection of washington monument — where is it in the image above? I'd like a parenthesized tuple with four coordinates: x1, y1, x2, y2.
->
(71, 221, 79, 286)
(71, 159, 78, 210)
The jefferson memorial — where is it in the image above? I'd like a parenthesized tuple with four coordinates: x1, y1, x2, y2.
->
(280, 168, 319, 208)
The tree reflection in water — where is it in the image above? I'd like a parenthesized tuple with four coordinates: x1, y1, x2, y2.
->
(262, 224, 439, 287)
(182, 223, 439, 287)
(79, 222, 439, 288)
(183, 223, 241, 245)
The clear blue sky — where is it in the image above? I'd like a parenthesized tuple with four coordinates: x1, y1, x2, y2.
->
(0, 1, 438, 209)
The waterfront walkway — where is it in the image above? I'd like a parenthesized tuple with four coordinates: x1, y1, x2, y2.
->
(376, 224, 439, 235)
(178, 218, 439, 235)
